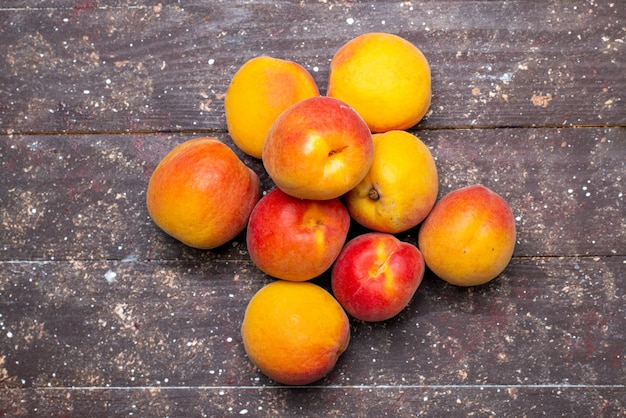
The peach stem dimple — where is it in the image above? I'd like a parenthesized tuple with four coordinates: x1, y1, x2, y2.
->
(368, 187, 380, 201)
(369, 251, 394, 278)
(328, 146, 348, 157)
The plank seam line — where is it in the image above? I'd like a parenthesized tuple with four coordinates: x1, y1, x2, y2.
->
(0, 6, 147, 12)
(32, 384, 626, 391)
(3, 254, 624, 265)
(2, 123, 625, 137)
(0, 258, 257, 264)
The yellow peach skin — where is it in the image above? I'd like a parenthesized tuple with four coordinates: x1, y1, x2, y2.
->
(346, 130, 438, 233)
(225, 56, 320, 158)
(328, 32, 431, 133)
(146, 137, 260, 249)
(241, 281, 350, 386)
(417, 185, 516, 286)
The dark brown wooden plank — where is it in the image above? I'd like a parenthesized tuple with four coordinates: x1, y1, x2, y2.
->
(1, 257, 624, 389)
(1, 385, 624, 417)
(1, 1, 624, 134)
(2, 127, 624, 262)
(1, 1, 625, 415)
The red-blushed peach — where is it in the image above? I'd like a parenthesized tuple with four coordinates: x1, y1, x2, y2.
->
(262, 96, 374, 200)
(331, 232, 425, 322)
(418, 184, 516, 286)
(146, 137, 260, 249)
(247, 188, 351, 281)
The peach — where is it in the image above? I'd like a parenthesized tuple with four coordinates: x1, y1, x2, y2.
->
(345, 130, 438, 233)
(225, 56, 320, 158)
(247, 188, 350, 281)
(418, 184, 516, 286)
(241, 280, 350, 386)
(146, 137, 260, 249)
(262, 96, 374, 200)
(327, 32, 431, 133)
(331, 232, 425, 322)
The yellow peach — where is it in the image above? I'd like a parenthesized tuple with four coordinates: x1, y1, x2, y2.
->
(241, 281, 350, 385)
(225, 56, 320, 158)
(327, 32, 431, 133)
(417, 185, 516, 286)
(345, 130, 438, 234)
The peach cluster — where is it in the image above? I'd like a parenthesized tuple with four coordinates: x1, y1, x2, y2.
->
(146, 32, 516, 386)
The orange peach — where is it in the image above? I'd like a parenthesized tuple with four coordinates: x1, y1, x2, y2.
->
(328, 32, 431, 132)
(146, 137, 260, 249)
(331, 232, 425, 322)
(225, 56, 320, 158)
(241, 280, 350, 385)
(247, 188, 350, 281)
(345, 130, 438, 233)
(262, 96, 374, 200)
(418, 185, 516, 286)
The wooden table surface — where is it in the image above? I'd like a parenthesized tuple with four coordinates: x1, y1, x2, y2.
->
(1, 1, 625, 416)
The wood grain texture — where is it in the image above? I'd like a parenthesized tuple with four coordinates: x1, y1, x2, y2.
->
(2, 128, 624, 262)
(0, 0, 624, 416)
(1, 1, 624, 134)
(1, 257, 624, 387)
(1, 386, 625, 417)
(0, 256, 624, 414)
